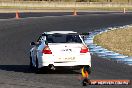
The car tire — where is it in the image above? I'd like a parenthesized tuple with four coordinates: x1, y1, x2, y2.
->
(35, 57, 40, 73)
(84, 66, 91, 75)
(29, 53, 33, 69)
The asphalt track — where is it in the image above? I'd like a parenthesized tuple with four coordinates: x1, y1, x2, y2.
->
(0, 12, 127, 19)
(0, 12, 132, 88)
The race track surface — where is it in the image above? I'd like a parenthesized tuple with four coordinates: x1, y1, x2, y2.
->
(0, 12, 132, 88)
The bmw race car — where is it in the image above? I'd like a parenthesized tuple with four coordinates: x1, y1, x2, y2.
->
(30, 31, 91, 74)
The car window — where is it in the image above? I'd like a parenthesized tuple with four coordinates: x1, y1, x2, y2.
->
(46, 34, 82, 43)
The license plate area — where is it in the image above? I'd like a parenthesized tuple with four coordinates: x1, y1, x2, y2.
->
(61, 48, 72, 53)
(58, 57, 76, 61)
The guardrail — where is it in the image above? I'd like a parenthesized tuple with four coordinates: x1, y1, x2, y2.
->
(0, 1, 132, 8)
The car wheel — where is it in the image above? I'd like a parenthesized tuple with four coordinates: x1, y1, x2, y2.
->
(35, 57, 40, 73)
(84, 66, 91, 75)
(29, 53, 33, 68)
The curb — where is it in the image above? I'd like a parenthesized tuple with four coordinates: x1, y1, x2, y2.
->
(85, 25, 132, 66)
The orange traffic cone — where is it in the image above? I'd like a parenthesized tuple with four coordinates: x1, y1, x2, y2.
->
(16, 10, 20, 19)
(73, 9, 77, 16)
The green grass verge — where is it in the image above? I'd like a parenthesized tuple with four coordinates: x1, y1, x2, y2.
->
(94, 28, 132, 56)
(1, 6, 132, 11)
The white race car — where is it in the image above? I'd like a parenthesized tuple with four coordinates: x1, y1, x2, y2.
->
(30, 31, 91, 74)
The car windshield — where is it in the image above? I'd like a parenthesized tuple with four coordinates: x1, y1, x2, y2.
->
(46, 34, 82, 43)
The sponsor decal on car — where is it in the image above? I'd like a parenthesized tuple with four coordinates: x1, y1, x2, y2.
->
(58, 57, 76, 61)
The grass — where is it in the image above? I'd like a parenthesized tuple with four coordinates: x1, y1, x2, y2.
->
(76, 7, 132, 11)
(94, 28, 132, 56)
(1, 6, 132, 11)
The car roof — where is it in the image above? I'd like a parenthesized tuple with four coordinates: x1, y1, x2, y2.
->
(44, 31, 77, 34)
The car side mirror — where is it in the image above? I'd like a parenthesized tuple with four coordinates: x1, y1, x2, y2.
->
(30, 42, 36, 45)
(45, 41, 48, 45)
(82, 36, 85, 40)
(42, 33, 47, 37)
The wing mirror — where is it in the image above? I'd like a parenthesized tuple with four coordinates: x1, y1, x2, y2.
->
(30, 42, 36, 45)
(82, 36, 85, 40)
(45, 41, 48, 45)
(42, 33, 47, 36)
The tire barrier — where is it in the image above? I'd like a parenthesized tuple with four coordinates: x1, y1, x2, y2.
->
(85, 25, 132, 66)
